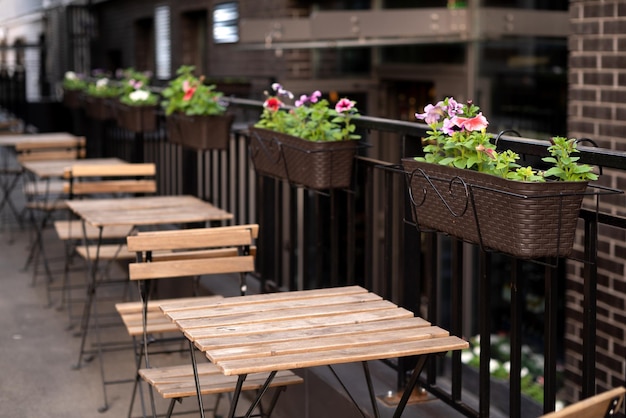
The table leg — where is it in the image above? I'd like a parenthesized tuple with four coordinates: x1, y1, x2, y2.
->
(227, 374, 248, 418)
(0, 168, 24, 228)
(242, 370, 277, 418)
(73, 222, 103, 369)
(189, 339, 206, 418)
(362, 361, 381, 418)
(392, 355, 429, 418)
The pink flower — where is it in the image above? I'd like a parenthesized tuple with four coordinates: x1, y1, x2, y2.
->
(453, 113, 489, 132)
(335, 98, 354, 113)
(129, 79, 143, 89)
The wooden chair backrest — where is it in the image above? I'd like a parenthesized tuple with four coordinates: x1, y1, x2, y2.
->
(541, 387, 626, 418)
(15, 137, 86, 162)
(63, 163, 157, 197)
(127, 224, 259, 281)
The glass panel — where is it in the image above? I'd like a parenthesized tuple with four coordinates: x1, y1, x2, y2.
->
(213, 2, 239, 44)
(154, 5, 171, 80)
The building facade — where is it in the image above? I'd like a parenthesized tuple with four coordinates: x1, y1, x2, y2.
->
(1, 0, 624, 408)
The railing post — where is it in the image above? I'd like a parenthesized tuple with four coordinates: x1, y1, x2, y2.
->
(543, 263, 558, 413)
(510, 258, 523, 418)
(582, 214, 598, 398)
(479, 250, 491, 417)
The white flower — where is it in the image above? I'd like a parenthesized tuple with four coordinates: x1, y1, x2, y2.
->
(520, 367, 529, 378)
(96, 78, 109, 88)
(489, 359, 500, 373)
(129, 89, 150, 102)
(503, 361, 511, 374)
(65, 71, 77, 80)
(472, 346, 480, 356)
(461, 351, 474, 364)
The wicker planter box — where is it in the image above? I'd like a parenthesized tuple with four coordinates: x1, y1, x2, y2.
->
(116, 104, 158, 132)
(402, 158, 589, 259)
(85, 97, 114, 121)
(248, 126, 359, 190)
(166, 113, 234, 151)
(62, 89, 81, 109)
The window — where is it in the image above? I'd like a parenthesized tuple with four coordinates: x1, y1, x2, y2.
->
(154, 5, 171, 80)
(213, 2, 238, 44)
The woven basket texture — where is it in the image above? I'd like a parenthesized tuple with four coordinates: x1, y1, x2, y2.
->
(115, 104, 157, 132)
(166, 113, 234, 151)
(402, 158, 588, 259)
(248, 127, 358, 190)
(85, 97, 114, 121)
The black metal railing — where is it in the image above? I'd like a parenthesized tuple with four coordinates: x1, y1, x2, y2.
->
(63, 96, 626, 418)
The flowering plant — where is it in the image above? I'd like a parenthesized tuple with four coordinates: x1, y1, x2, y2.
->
(117, 68, 159, 107)
(161, 65, 227, 116)
(415, 97, 597, 182)
(255, 83, 360, 142)
(85, 76, 121, 99)
(62, 71, 87, 91)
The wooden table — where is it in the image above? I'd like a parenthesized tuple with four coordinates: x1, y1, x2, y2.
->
(160, 285, 469, 418)
(21, 157, 126, 179)
(66, 195, 234, 401)
(66, 195, 233, 228)
(0, 132, 85, 226)
(0, 131, 82, 147)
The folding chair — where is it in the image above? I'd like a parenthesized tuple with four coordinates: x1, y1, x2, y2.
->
(118, 224, 302, 418)
(540, 387, 625, 418)
(56, 162, 156, 327)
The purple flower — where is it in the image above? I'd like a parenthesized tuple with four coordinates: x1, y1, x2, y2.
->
(295, 90, 323, 107)
(442, 118, 457, 135)
(310, 90, 321, 103)
(271, 83, 293, 99)
(416, 103, 444, 125)
(445, 98, 464, 117)
(295, 94, 308, 107)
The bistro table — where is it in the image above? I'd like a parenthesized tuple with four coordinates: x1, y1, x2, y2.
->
(65, 195, 234, 410)
(0, 132, 85, 228)
(0, 131, 83, 147)
(159, 285, 469, 418)
(21, 157, 126, 179)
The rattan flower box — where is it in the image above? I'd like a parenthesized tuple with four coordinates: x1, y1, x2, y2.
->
(116, 104, 158, 132)
(166, 113, 234, 151)
(85, 97, 114, 121)
(402, 158, 589, 259)
(248, 126, 359, 190)
(62, 89, 81, 109)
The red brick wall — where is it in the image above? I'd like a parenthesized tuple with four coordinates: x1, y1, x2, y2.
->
(567, 0, 626, 403)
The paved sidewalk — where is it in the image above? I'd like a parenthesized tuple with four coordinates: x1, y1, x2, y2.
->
(0, 224, 241, 417)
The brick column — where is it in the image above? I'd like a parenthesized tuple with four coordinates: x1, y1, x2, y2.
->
(567, 0, 626, 403)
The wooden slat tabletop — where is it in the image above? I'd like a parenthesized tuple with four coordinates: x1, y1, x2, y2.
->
(160, 285, 469, 376)
(0, 132, 82, 147)
(65, 195, 234, 227)
(21, 158, 127, 178)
